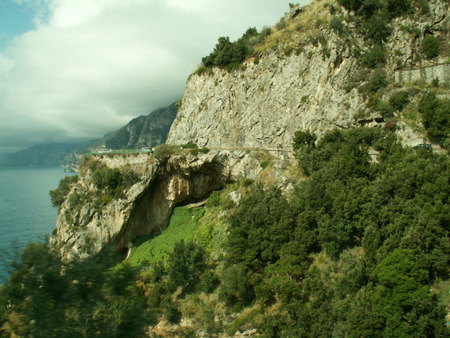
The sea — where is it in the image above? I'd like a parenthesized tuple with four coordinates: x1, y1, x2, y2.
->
(0, 167, 70, 284)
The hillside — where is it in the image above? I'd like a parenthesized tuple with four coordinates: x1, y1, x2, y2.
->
(168, 0, 449, 150)
(0, 0, 449, 336)
(94, 102, 178, 150)
(0, 143, 83, 168)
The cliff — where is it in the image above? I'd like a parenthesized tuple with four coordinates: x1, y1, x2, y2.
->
(51, 149, 291, 260)
(167, 0, 448, 149)
(52, 0, 449, 261)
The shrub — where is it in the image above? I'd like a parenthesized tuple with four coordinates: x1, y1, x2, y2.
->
(181, 142, 198, 149)
(364, 14, 391, 43)
(377, 100, 395, 118)
(219, 264, 254, 310)
(421, 36, 439, 59)
(206, 191, 221, 207)
(337, 0, 363, 12)
(389, 91, 409, 111)
(416, 0, 430, 14)
(367, 70, 388, 93)
(189, 147, 209, 155)
(153, 144, 176, 161)
(241, 178, 254, 187)
(357, 0, 383, 18)
(418, 92, 450, 146)
(202, 28, 261, 70)
(276, 18, 287, 30)
(361, 44, 386, 68)
(329, 16, 345, 35)
(293, 130, 317, 151)
(49, 175, 78, 208)
(386, 0, 411, 18)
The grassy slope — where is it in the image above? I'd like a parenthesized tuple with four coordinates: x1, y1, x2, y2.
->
(126, 206, 205, 266)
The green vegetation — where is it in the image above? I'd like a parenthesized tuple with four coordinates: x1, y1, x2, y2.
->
(418, 91, 450, 147)
(361, 44, 386, 68)
(2, 128, 449, 336)
(153, 143, 177, 161)
(201, 27, 265, 71)
(49, 175, 78, 208)
(422, 35, 440, 59)
(127, 207, 205, 266)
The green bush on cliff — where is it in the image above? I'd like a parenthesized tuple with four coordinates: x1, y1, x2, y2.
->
(201, 27, 265, 70)
(49, 175, 78, 208)
(422, 35, 440, 59)
(418, 91, 450, 147)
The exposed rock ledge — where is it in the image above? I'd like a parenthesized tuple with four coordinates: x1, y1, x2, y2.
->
(50, 150, 267, 261)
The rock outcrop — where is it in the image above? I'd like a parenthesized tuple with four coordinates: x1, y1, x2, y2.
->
(51, 150, 266, 260)
(167, 0, 448, 149)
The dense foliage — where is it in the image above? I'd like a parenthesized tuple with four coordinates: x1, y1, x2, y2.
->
(418, 91, 450, 148)
(2, 128, 449, 336)
(223, 128, 449, 336)
(201, 27, 270, 70)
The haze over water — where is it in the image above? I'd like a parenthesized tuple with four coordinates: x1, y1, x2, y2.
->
(0, 167, 67, 283)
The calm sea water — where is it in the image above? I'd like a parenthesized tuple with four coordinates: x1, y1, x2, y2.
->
(0, 167, 69, 283)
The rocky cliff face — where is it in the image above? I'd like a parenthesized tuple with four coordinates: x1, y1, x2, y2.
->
(167, 47, 362, 149)
(167, 0, 448, 149)
(51, 150, 272, 260)
(51, 0, 448, 261)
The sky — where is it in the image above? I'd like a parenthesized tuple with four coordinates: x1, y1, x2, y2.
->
(0, 0, 309, 152)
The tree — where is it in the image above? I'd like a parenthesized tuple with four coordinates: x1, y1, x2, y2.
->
(167, 240, 206, 293)
(370, 249, 446, 336)
(385, 0, 411, 18)
(422, 35, 440, 59)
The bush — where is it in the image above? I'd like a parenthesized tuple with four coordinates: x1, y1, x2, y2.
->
(202, 27, 261, 70)
(92, 167, 123, 195)
(389, 91, 409, 111)
(329, 16, 345, 35)
(418, 92, 450, 146)
(337, 0, 363, 12)
(361, 44, 386, 68)
(386, 0, 411, 18)
(421, 36, 439, 59)
(153, 144, 177, 161)
(276, 18, 287, 30)
(219, 264, 254, 310)
(293, 130, 317, 151)
(364, 14, 391, 43)
(375, 100, 394, 118)
(49, 175, 78, 208)
(357, 0, 383, 18)
(181, 142, 198, 149)
(190, 147, 209, 155)
(367, 70, 388, 93)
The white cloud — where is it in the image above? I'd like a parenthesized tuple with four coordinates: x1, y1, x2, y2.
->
(1, 0, 309, 149)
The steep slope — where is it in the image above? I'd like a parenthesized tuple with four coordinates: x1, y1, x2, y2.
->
(51, 149, 273, 260)
(167, 0, 448, 149)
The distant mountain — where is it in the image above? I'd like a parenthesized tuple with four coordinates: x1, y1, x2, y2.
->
(92, 102, 178, 150)
(0, 143, 83, 168)
(60, 102, 178, 171)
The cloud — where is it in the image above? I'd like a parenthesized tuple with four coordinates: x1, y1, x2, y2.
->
(0, 0, 307, 149)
